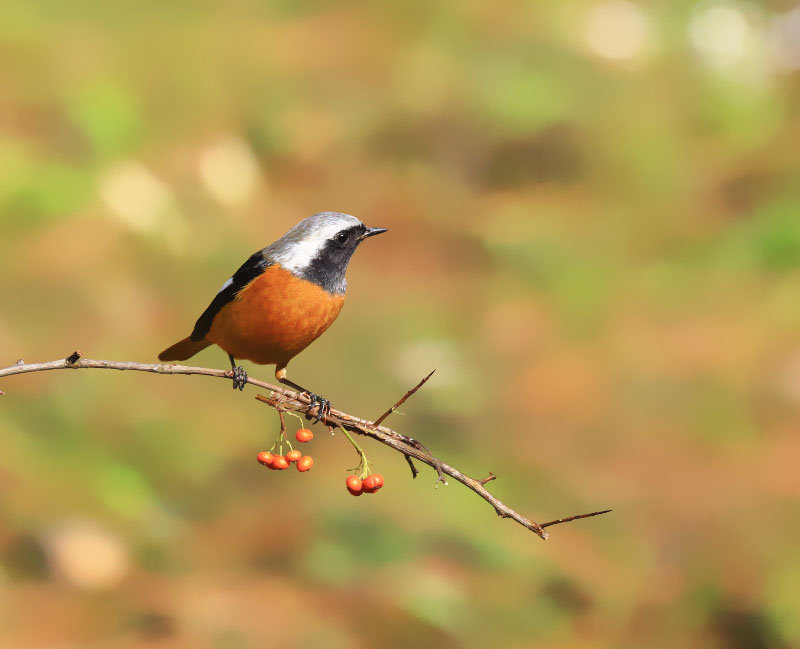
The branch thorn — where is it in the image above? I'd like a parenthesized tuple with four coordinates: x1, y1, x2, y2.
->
(479, 472, 496, 485)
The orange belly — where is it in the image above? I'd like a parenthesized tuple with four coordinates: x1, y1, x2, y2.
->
(206, 265, 345, 365)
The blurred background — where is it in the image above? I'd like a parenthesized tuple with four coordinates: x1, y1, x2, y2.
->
(1, 1, 799, 647)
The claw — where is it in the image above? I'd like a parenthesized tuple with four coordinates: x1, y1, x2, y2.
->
(231, 365, 248, 391)
(306, 393, 331, 423)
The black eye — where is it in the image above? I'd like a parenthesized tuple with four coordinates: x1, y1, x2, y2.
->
(335, 231, 349, 245)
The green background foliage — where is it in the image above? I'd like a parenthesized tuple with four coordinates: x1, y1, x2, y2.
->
(1, 1, 799, 647)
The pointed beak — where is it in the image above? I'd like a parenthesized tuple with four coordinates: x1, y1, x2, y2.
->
(359, 227, 388, 241)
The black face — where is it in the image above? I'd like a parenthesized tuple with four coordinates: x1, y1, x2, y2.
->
(300, 224, 375, 294)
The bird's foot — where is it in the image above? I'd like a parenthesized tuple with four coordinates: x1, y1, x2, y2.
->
(228, 365, 248, 391)
(305, 393, 331, 423)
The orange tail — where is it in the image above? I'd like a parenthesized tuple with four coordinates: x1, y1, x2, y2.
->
(158, 336, 212, 362)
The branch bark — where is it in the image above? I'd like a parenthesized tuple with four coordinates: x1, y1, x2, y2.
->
(0, 352, 611, 540)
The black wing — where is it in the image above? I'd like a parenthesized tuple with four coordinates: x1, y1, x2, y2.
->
(190, 250, 271, 341)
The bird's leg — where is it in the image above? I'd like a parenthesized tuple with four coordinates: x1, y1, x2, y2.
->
(275, 365, 330, 423)
(227, 353, 248, 391)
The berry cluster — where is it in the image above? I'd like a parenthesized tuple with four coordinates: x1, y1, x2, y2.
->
(257, 451, 313, 471)
(257, 422, 387, 499)
(345, 473, 385, 496)
(256, 428, 314, 473)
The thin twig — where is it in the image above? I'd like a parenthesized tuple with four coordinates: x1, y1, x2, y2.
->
(405, 436, 446, 485)
(540, 509, 613, 529)
(373, 370, 438, 479)
(479, 472, 496, 485)
(373, 369, 435, 427)
(403, 454, 419, 479)
(0, 353, 612, 540)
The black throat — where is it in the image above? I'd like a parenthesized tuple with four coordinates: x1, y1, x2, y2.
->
(297, 225, 367, 295)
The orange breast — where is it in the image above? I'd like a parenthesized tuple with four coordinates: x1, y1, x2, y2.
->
(206, 265, 345, 365)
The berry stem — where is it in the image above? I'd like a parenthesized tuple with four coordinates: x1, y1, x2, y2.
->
(279, 410, 287, 436)
(269, 409, 294, 454)
(285, 410, 307, 428)
(339, 425, 370, 478)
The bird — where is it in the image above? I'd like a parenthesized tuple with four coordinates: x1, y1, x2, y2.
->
(158, 211, 387, 420)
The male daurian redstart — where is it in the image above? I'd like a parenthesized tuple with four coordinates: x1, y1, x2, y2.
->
(158, 212, 386, 419)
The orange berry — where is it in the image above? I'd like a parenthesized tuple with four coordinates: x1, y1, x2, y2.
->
(256, 452, 273, 467)
(295, 428, 314, 443)
(296, 456, 314, 472)
(286, 450, 302, 463)
(346, 475, 363, 496)
(272, 455, 290, 470)
(363, 474, 384, 493)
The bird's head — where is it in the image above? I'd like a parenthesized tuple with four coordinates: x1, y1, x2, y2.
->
(266, 212, 387, 294)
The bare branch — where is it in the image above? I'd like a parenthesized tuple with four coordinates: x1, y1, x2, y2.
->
(0, 354, 612, 540)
